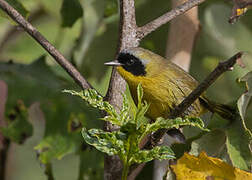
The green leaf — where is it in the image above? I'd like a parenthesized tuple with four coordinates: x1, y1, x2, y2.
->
(78, 149, 103, 180)
(82, 128, 126, 156)
(64, 89, 122, 126)
(74, 83, 209, 176)
(34, 134, 76, 164)
(131, 146, 175, 164)
(104, 0, 118, 17)
(0, 56, 100, 165)
(73, 0, 105, 67)
(0, 0, 29, 20)
(204, 4, 252, 60)
(237, 71, 252, 137)
(135, 84, 149, 129)
(190, 130, 226, 157)
(137, 83, 144, 106)
(226, 118, 252, 171)
(120, 93, 131, 125)
(225, 71, 252, 171)
(141, 117, 208, 141)
(60, 0, 83, 27)
(0, 100, 33, 144)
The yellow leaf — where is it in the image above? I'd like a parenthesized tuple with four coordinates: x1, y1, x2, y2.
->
(236, 8, 247, 16)
(171, 152, 252, 180)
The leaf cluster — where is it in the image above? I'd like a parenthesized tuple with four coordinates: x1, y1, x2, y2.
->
(64, 84, 208, 178)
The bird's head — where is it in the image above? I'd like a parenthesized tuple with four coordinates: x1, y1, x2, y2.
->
(105, 47, 165, 78)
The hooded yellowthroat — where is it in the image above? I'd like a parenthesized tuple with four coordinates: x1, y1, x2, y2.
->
(105, 47, 234, 123)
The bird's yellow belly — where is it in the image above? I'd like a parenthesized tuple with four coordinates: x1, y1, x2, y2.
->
(145, 101, 171, 120)
(129, 81, 204, 120)
(129, 82, 175, 120)
(118, 66, 205, 120)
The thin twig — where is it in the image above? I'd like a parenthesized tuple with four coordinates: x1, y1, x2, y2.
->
(170, 52, 243, 119)
(229, 0, 252, 23)
(129, 52, 243, 177)
(137, 0, 205, 40)
(0, 0, 92, 90)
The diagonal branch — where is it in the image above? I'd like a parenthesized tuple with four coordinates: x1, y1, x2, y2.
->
(0, 0, 92, 90)
(145, 52, 243, 148)
(137, 0, 206, 40)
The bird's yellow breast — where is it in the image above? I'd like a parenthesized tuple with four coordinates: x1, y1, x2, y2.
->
(117, 66, 205, 120)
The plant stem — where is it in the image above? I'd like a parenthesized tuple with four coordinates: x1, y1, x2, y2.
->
(121, 160, 130, 180)
(45, 163, 54, 180)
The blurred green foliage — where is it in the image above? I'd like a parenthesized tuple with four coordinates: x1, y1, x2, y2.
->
(0, 0, 252, 180)
(60, 0, 83, 27)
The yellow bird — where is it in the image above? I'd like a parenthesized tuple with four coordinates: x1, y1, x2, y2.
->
(105, 47, 234, 125)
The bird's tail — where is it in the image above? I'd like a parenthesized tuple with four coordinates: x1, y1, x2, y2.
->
(200, 98, 236, 121)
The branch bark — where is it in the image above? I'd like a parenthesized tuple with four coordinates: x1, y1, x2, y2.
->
(104, 0, 138, 179)
(137, 0, 205, 40)
(0, 0, 91, 90)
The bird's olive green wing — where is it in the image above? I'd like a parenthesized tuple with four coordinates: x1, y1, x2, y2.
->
(164, 61, 199, 94)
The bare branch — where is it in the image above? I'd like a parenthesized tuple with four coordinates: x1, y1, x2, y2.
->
(0, 0, 92, 90)
(137, 0, 205, 40)
(229, 0, 252, 23)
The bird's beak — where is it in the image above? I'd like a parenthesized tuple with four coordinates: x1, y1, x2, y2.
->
(104, 60, 122, 66)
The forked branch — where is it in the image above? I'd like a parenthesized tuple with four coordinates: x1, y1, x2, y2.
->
(137, 0, 206, 40)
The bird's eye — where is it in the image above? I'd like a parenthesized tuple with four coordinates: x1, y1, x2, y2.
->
(127, 59, 134, 66)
